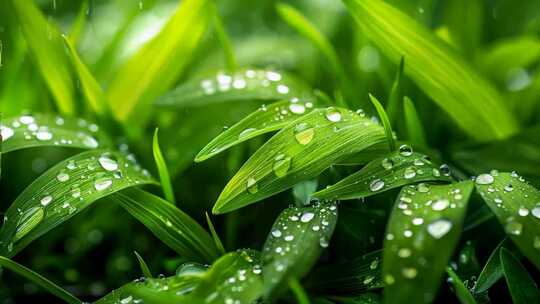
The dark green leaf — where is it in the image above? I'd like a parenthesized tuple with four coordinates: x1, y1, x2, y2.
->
(134, 251, 153, 278)
(446, 267, 477, 304)
(474, 238, 509, 294)
(403, 97, 427, 146)
(500, 248, 540, 303)
(386, 57, 404, 124)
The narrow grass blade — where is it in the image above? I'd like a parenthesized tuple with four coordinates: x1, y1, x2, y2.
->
(112, 188, 219, 264)
(262, 201, 338, 298)
(474, 172, 540, 269)
(205, 212, 226, 255)
(446, 267, 477, 304)
(500, 248, 540, 304)
(67, 0, 89, 46)
(63, 35, 108, 117)
(213, 108, 386, 214)
(195, 98, 317, 162)
(211, 3, 237, 71)
(386, 57, 404, 124)
(289, 278, 310, 304)
(369, 94, 395, 151)
(343, 0, 518, 141)
(314, 151, 452, 200)
(403, 97, 427, 146)
(0, 114, 108, 153)
(153, 128, 175, 204)
(134, 251, 153, 278)
(0, 256, 81, 304)
(106, 0, 212, 125)
(382, 181, 474, 304)
(12, 0, 74, 115)
(0, 150, 155, 257)
(474, 238, 509, 294)
(156, 68, 311, 108)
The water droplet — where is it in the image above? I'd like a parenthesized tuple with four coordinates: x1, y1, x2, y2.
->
(370, 179, 385, 191)
(432, 198, 450, 211)
(56, 172, 69, 182)
(14, 207, 44, 242)
(403, 167, 416, 179)
(266, 71, 282, 81)
(271, 229, 282, 238)
(294, 123, 314, 145)
(531, 205, 540, 219)
(40, 195, 53, 206)
(71, 188, 81, 198)
(412, 217, 424, 225)
(385, 274, 395, 285)
(36, 130, 53, 141)
(402, 267, 418, 279)
(273, 154, 291, 177)
(277, 84, 289, 94)
(246, 177, 258, 194)
(398, 248, 411, 258)
(399, 145, 413, 156)
(381, 158, 393, 170)
(289, 103, 306, 114)
(427, 219, 453, 239)
(19, 115, 35, 124)
(439, 164, 451, 176)
(0, 125, 14, 141)
(94, 177, 112, 191)
(319, 237, 329, 248)
(325, 107, 342, 122)
(518, 207, 529, 217)
(475, 174, 494, 185)
(505, 219, 522, 235)
(232, 78, 247, 89)
(83, 136, 99, 148)
(284, 235, 294, 241)
(239, 128, 257, 139)
(417, 183, 430, 193)
(98, 155, 119, 171)
(300, 212, 315, 223)
(504, 184, 514, 192)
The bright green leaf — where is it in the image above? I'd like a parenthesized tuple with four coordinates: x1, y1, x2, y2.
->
(403, 97, 427, 146)
(205, 212, 226, 255)
(369, 94, 395, 151)
(153, 128, 175, 204)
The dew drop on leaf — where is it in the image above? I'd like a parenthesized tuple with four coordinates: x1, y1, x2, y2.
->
(403, 167, 416, 179)
(325, 107, 342, 122)
(432, 198, 449, 211)
(369, 179, 385, 191)
(402, 267, 418, 279)
(381, 158, 394, 170)
(427, 219, 452, 239)
(289, 103, 305, 114)
(475, 173, 494, 185)
(35, 130, 53, 141)
(94, 177, 113, 191)
(399, 144, 413, 156)
(505, 219, 523, 236)
(56, 171, 70, 182)
(0, 125, 14, 141)
(14, 207, 44, 242)
(531, 205, 540, 219)
(271, 229, 282, 238)
(272, 154, 291, 177)
(518, 207, 529, 217)
(238, 128, 257, 139)
(294, 123, 314, 145)
(276, 84, 289, 94)
(98, 154, 119, 171)
(40, 195, 53, 206)
(246, 177, 258, 194)
(300, 212, 315, 223)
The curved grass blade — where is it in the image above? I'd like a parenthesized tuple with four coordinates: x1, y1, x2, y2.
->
(0, 256, 81, 304)
(446, 267, 477, 304)
(134, 251, 153, 278)
(314, 151, 452, 200)
(289, 278, 310, 304)
(196, 98, 317, 162)
(211, 3, 237, 71)
(386, 57, 405, 124)
(213, 108, 386, 214)
(153, 128, 175, 204)
(0, 113, 108, 153)
(403, 97, 427, 146)
(369, 94, 395, 151)
(343, 0, 518, 141)
(12, 0, 74, 115)
(67, 0, 88, 46)
(0, 150, 155, 257)
(474, 172, 540, 269)
(106, 0, 212, 125)
(205, 212, 226, 255)
(111, 188, 219, 264)
(262, 201, 338, 298)
(156, 68, 312, 108)
(500, 248, 540, 304)
(382, 181, 474, 304)
(474, 237, 510, 294)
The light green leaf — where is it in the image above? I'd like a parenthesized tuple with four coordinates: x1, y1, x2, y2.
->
(12, 0, 74, 115)
(314, 151, 452, 200)
(111, 188, 219, 264)
(153, 128, 175, 204)
(386, 57, 404, 124)
(474, 172, 540, 269)
(442, 0, 483, 58)
(0, 150, 155, 257)
(0, 256, 81, 304)
(446, 267, 477, 304)
(382, 181, 474, 304)
(205, 212, 226, 255)
(474, 237, 509, 294)
(262, 201, 338, 298)
(403, 97, 427, 146)
(134, 251, 153, 278)
(213, 108, 386, 214)
(156, 68, 312, 108)
(293, 179, 318, 206)
(67, 0, 88, 47)
(196, 98, 317, 162)
(369, 94, 395, 151)
(106, 0, 212, 125)
(500, 248, 540, 304)
(0, 114, 108, 153)
(343, 0, 518, 141)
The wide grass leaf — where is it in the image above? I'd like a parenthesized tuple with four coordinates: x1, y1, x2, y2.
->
(500, 248, 540, 304)
(343, 0, 518, 141)
(474, 172, 540, 269)
(0, 150, 155, 257)
(446, 267, 477, 304)
(261, 201, 338, 298)
(111, 188, 219, 264)
(196, 98, 317, 162)
(314, 151, 452, 200)
(382, 181, 474, 304)
(156, 68, 312, 108)
(213, 108, 386, 214)
(0, 114, 108, 153)
(106, 0, 212, 125)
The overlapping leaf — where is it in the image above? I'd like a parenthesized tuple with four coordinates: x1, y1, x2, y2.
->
(314, 151, 452, 200)
(474, 238, 510, 294)
(446, 267, 477, 304)
(500, 248, 540, 303)
(382, 181, 474, 304)
(213, 107, 386, 214)
(261, 201, 338, 298)
(0, 150, 155, 257)
(474, 172, 540, 269)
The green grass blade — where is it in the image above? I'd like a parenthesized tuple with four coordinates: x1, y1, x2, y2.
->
(474, 172, 540, 269)
(369, 94, 395, 151)
(213, 108, 386, 214)
(289, 278, 311, 304)
(196, 98, 317, 162)
(446, 267, 477, 304)
(134, 251, 153, 278)
(112, 188, 219, 264)
(0, 150, 155, 257)
(0, 114, 109, 153)
(106, 0, 212, 125)
(211, 3, 237, 71)
(62, 35, 109, 117)
(0, 256, 81, 304)
(343, 0, 519, 141)
(262, 201, 338, 298)
(403, 97, 427, 146)
(314, 151, 452, 200)
(500, 248, 540, 304)
(205, 212, 226, 255)
(474, 237, 509, 294)
(67, 0, 89, 47)
(11, 0, 74, 115)
(153, 128, 175, 204)
(386, 57, 404, 124)
(382, 181, 474, 304)
(156, 68, 312, 108)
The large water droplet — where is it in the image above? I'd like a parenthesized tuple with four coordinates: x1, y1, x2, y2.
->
(36, 130, 53, 141)
(239, 128, 257, 139)
(19, 115, 35, 125)
(98, 155, 119, 171)
(289, 103, 306, 114)
(427, 219, 453, 239)
(56, 171, 70, 182)
(300, 212, 315, 223)
(14, 207, 44, 242)
(403, 167, 416, 179)
(432, 198, 450, 211)
(271, 229, 282, 238)
(40, 195, 53, 206)
(246, 177, 258, 194)
(531, 205, 540, 219)
(381, 158, 393, 170)
(505, 219, 522, 235)
(277, 84, 289, 94)
(83, 136, 99, 148)
(325, 107, 342, 122)
(266, 71, 282, 81)
(0, 125, 14, 141)
(476, 174, 494, 185)
(273, 154, 291, 177)
(94, 177, 112, 191)
(370, 179, 385, 191)
(294, 123, 314, 145)
(399, 145, 413, 156)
